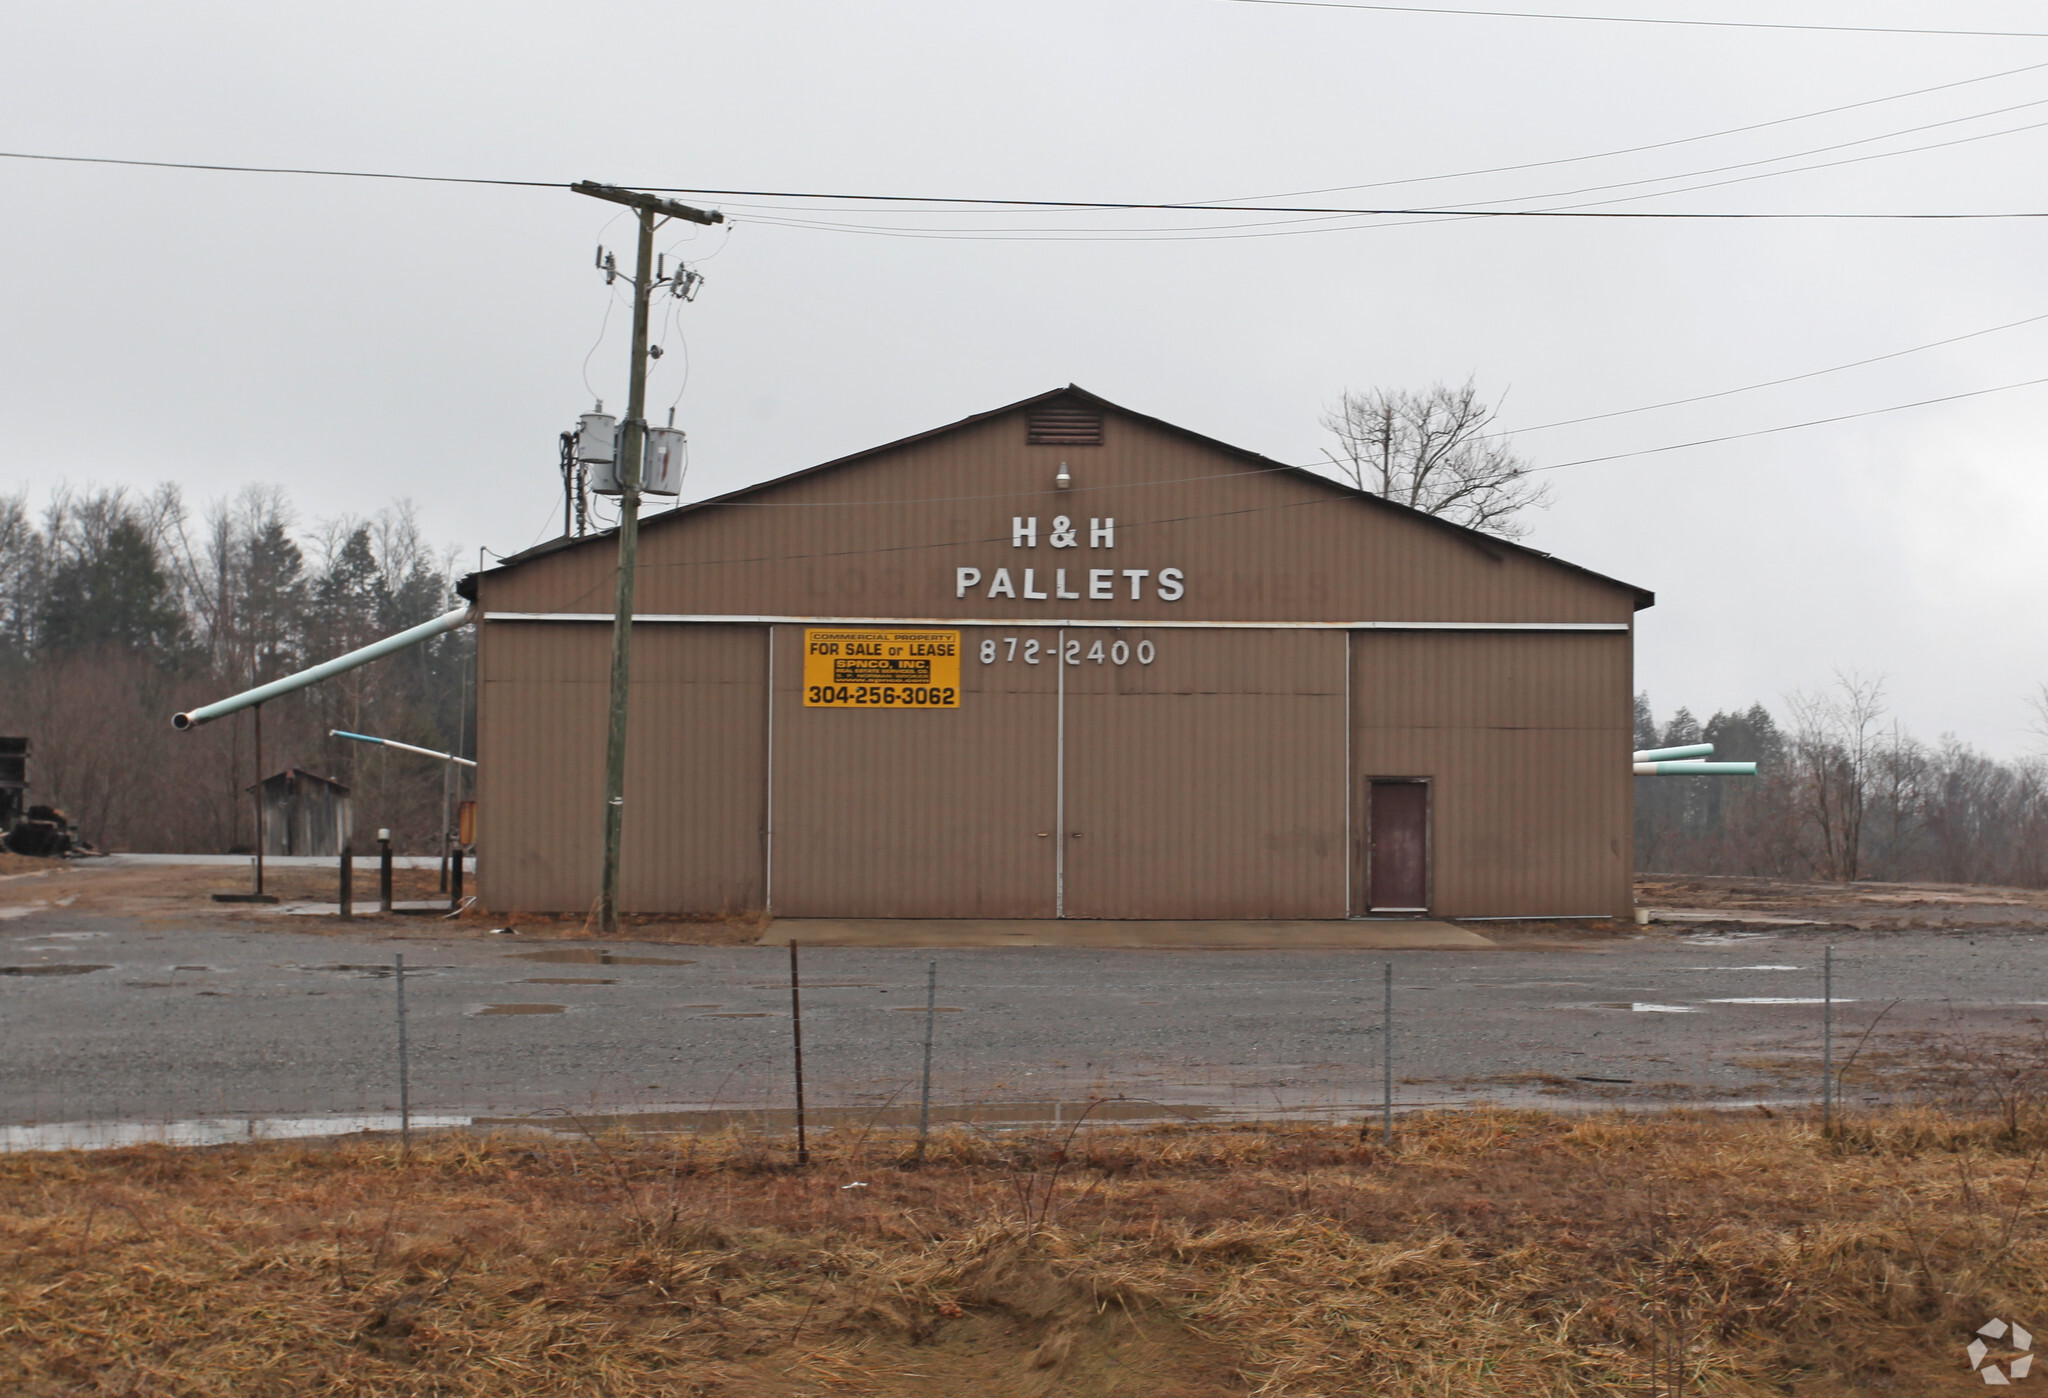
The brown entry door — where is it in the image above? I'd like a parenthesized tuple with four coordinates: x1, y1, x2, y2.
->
(1367, 780, 1430, 913)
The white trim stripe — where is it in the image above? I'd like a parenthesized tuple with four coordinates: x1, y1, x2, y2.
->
(484, 611, 1628, 632)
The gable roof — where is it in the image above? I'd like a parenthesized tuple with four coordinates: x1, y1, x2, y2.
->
(463, 385, 1652, 610)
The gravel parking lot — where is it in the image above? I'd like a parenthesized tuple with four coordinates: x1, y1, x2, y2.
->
(9, 862, 2048, 1145)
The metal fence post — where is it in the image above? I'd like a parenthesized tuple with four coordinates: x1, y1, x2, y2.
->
(1822, 944, 1834, 1135)
(395, 952, 411, 1156)
(378, 829, 394, 914)
(1382, 961, 1394, 1146)
(338, 844, 353, 920)
(915, 958, 937, 1166)
(789, 942, 809, 1166)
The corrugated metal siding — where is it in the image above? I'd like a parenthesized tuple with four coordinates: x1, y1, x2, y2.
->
(1063, 628, 1346, 918)
(1350, 632, 1632, 917)
(475, 399, 1643, 920)
(477, 621, 604, 911)
(478, 620, 765, 914)
(619, 625, 767, 915)
(770, 625, 1057, 917)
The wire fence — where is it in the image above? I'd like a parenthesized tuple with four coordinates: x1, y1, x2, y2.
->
(4, 924, 2043, 1153)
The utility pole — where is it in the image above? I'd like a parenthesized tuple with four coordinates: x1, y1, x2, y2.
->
(570, 181, 723, 933)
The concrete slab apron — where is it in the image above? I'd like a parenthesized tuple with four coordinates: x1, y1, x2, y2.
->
(759, 918, 1494, 949)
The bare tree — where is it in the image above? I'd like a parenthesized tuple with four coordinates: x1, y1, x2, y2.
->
(1321, 379, 1552, 538)
(1786, 672, 1887, 882)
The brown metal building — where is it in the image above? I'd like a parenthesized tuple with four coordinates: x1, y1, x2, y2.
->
(463, 387, 1652, 921)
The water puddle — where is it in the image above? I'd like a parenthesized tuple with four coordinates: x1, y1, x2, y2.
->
(511, 949, 696, 966)
(1680, 965, 1802, 972)
(1707, 997, 1849, 1006)
(1588, 1002, 1699, 1013)
(519, 977, 616, 985)
(299, 964, 445, 978)
(2, 1113, 473, 1153)
(472, 1003, 565, 1016)
(1468, 981, 1592, 990)
(476, 1098, 1223, 1135)
(748, 979, 876, 989)
(1, 964, 110, 976)
(39, 931, 101, 940)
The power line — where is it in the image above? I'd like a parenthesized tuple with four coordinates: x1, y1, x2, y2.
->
(721, 97, 2048, 242)
(3, 149, 2044, 220)
(631, 58, 2048, 214)
(729, 108, 2048, 242)
(1215, 0, 2048, 40)
(1202, 57, 2048, 202)
(1445, 98, 2048, 212)
(1499, 308, 2048, 435)
(1529, 374, 2048, 472)
(653, 185, 2048, 219)
(0, 148, 560, 188)
(1529, 111, 2048, 217)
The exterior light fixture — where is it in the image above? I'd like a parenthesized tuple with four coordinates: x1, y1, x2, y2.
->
(1055, 462, 1072, 490)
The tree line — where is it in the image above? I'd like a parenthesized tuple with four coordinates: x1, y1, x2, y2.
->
(1636, 677, 2048, 888)
(0, 485, 472, 853)
(7, 478, 2044, 889)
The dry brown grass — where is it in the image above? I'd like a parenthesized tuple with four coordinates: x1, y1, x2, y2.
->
(0, 851, 63, 877)
(5, 1108, 2045, 1395)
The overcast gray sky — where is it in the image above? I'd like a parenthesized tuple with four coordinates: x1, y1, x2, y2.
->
(4, 1, 2046, 753)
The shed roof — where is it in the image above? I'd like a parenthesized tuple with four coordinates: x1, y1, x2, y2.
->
(248, 767, 351, 796)
(461, 385, 1651, 610)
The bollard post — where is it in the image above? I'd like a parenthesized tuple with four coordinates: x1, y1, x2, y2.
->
(338, 844, 353, 920)
(1822, 944, 1834, 1135)
(1382, 961, 1394, 1146)
(450, 844, 464, 909)
(395, 953, 411, 1157)
(378, 828, 393, 914)
(789, 942, 809, 1166)
(915, 959, 937, 1167)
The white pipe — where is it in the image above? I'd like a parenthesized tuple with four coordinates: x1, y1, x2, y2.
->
(173, 605, 475, 730)
(329, 729, 477, 768)
(1633, 743, 1715, 762)
(1633, 761, 1758, 775)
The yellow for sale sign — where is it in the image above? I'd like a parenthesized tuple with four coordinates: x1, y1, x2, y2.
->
(802, 629, 960, 708)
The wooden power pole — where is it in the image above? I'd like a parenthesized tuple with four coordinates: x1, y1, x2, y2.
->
(569, 181, 723, 934)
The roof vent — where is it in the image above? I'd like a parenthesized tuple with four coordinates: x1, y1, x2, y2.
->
(1027, 399, 1103, 446)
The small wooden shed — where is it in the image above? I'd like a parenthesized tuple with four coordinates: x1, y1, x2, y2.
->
(250, 768, 353, 857)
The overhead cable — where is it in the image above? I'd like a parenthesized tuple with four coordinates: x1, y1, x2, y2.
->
(717, 105, 2048, 241)
(1204, 57, 2048, 202)
(1498, 308, 2048, 435)
(0, 149, 560, 187)
(1215, 0, 2048, 40)
(1528, 374, 2048, 472)
(2, 149, 2045, 219)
